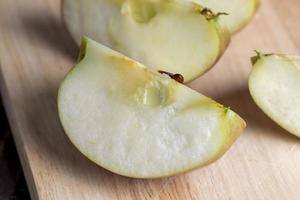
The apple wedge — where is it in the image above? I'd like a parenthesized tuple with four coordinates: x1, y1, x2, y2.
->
(190, 0, 260, 34)
(58, 37, 245, 178)
(249, 53, 300, 138)
(62, 0, 230, 82)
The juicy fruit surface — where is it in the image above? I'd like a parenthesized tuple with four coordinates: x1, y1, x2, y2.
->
(58, 38, 245, 178)
(63, 0, 229, 82)
(191, 0, 259, 34)
(249, 54, 300, 138)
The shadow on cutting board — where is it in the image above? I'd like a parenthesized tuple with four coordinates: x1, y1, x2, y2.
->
(20, 11, 78, 60)
(215, 87, 299, 142)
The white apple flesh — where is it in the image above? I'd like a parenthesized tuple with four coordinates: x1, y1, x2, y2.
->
(58, 38, 245, 178)
(62, 0, 230, 82)
(190, 0, 260, 34)
(249, 53, 300, 138)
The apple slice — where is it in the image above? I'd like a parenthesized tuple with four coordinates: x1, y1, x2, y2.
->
(62, 0, 230, 82)
(58, 37, 245, 178)
(190, 0, 260, 34)
(249, 53, 300, 138)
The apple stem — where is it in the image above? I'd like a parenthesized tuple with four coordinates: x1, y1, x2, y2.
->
(200, 8, 228, 20)
(215, 12, 229, 18)
(251, 50, 274, 65)
(158, 70, 184, 83)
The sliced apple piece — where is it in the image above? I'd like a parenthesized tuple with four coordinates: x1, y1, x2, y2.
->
(190, 0, 260, 34)
(62, 0, 230, 82)
(249, 53, 300, 138)
(58, 38, 245, 178)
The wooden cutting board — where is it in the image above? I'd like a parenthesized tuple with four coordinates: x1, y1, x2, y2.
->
(0, 0, 299, 199)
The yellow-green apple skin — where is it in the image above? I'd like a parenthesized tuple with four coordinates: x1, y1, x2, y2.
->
(249, 53, 300, 138)
(58, 38, 245, 178)
(190, 0, 260, 34)
(62, 0, 230, 82)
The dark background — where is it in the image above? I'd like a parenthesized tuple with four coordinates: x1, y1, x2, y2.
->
(0, 100, 30, 200)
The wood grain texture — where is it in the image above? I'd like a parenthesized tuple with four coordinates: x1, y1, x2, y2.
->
(0, 0, 300, 199)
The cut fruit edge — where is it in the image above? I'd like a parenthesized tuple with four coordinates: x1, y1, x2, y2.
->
(61, 0, 231, 82)
(249, 52, 300, 138)
(58, 37, 246, 178)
